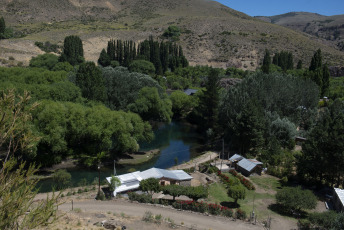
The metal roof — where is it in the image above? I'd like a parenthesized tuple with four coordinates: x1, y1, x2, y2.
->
(184, 89, 198, 96)
(229, 154, 244, 162)
(106, 167, 193, 196)
(140, 168, 193, 181)
(238, 158, 262, 172)
(334, 188, 344, 208)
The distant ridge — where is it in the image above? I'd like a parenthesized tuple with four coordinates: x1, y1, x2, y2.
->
(0, 0, 343, 68)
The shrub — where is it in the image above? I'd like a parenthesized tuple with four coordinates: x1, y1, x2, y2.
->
(208, 203, 221, 215)
(52, 169, 71, 189)
(228, 170, 255, 190)
(96, 191, 105, 200)
(77, 188, 82, 194)
(236, 208, 246, 220)
(128, 192, 152, 203)
(221, 206, 233, 217)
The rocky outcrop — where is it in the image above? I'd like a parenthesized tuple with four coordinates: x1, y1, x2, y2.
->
(329, 66, 344, 77)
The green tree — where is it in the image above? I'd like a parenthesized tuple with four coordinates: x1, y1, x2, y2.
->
(162, 185, 185, 201)
(76, 62, 105, 101)
(332, 213, 344, 230)
(129, 60, 156, 75)
(276, 186, 317, 213)
(170, 90, 198, 119)
(52, 169, 71, 189)
(186, 186, 208, 202)
(262, 49, 271, 74)
(127, 87, 173, 122)
(298, 99, 344, 186)
(139, 178, 161, 195)
(98, 48, 111, 67)
(227, 184, 246, 204)
(322, 63, 330, 97)
(196, 68, 220, 133)
(0, 90, 60, 230)
(163, 26, 181, 41)
(0, 17, 5, 36)
(108, 175, 121, 193)
(309, 49, 322, 72)
(29, 53, 59, 70)
(59, 35, 84, 66)
(297, 60, 303, 69)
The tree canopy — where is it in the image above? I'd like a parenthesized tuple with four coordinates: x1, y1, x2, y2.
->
(59, 35, 84, 66)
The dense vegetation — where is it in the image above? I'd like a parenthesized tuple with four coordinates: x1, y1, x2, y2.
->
(99, 36, 188, 75)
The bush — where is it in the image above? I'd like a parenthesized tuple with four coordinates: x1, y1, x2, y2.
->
(227, 184, 246, 204)
(96, 191, 105, 200)
(221, 206, 233, 217)
(276, 186, 317, 213)
(229, 170, 255, 190)
(128, 192, 152, 203)
(208, 203, 221, 215)
(236, 209, 246, 220)
(52, 169, 71, 189)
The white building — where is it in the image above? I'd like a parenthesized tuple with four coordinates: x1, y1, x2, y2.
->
(106, 167, 193, 196)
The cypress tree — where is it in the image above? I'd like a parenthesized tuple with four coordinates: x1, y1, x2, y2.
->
(98, 49, 111, 67)
(262, 49, 271, 74)
(297, 60, 303, 69)
(0, 17, 5, 35)
(59, 35, 84, 66)
(322, 63, 330, 97)
(309, 49, 322, 71)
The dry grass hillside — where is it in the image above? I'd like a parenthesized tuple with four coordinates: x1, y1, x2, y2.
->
(256, 12, 344, 52)
(1, 0, 344, 69)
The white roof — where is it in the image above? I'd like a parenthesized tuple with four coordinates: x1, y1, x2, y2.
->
(140, 168, 193, 181)
(238, 158, 262, 172)
(106, 167, 192, 196)
(334, 188, 344, 207)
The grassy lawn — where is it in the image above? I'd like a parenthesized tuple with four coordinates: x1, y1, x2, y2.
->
(250, 175, 282, 192)
(208, 175, 279, 219)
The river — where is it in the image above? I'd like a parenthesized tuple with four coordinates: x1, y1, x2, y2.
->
(37, 121, 204, 192)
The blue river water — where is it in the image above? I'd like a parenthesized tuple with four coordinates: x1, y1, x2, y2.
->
(37, 121, 204, 192)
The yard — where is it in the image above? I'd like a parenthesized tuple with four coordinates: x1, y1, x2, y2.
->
(208, 173, 298, 229)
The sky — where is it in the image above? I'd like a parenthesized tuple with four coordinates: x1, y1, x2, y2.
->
(215, 0, 344, 16)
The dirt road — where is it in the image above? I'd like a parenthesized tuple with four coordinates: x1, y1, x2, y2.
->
(169, 151, 219, 170)
(58, 199, 263, 230)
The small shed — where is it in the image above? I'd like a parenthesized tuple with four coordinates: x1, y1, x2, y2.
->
(237, 158, 263, 177)
(184, 89, 198, 96)
(229, 154, 244, 170)
(333, 188, 344, 212)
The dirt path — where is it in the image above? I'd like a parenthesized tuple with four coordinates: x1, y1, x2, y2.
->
(58, 199, 264, 230)
(169, 151, 219, 170)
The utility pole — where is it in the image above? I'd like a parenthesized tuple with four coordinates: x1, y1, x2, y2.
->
(98, 163, 101, 195)
(220, 138, 224, 171)
(114, 160, 116, 176)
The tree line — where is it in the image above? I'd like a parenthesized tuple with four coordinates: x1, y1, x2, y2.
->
(98, 36, 189, 75)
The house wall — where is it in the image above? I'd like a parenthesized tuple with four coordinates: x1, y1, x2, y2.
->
(333, 190, 344, 212)
(179, 180, 191, 186)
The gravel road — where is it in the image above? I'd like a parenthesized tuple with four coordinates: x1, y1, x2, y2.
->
(59, 199, 263, 230)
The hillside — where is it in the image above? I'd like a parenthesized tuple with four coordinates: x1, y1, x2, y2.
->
(255, 12, 344, 52)
(1, 0, 344, 69)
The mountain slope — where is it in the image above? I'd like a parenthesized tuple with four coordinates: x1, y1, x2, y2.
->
(1, 0, 344, 69)
(255, 12, 344, 52)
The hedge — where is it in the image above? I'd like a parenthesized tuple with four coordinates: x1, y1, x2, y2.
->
(228, 170, 255, 190)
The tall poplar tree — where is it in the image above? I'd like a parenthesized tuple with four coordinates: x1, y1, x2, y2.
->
(0, 16, 5, 36)
(59, 35, 84, 66)
(262, 49, 271, 74)
(76, 62, 105, 102)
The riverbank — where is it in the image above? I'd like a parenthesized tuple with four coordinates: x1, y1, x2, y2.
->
(169, 151, 219, 170)
(117, 149, 160, 165)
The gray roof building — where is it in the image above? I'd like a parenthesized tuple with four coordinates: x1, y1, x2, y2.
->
(184, 89, 198, 96)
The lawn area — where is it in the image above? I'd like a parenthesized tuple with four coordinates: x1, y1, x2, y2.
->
(250, 175, 282, 192)
(208, 174, 279, 219)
